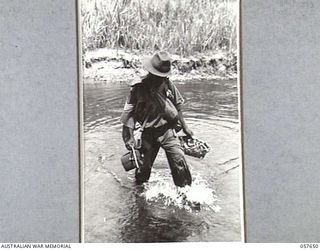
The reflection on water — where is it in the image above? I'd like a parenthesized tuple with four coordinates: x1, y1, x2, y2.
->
(83, 79, 241, 242)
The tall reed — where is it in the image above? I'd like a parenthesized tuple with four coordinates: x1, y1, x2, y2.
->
(81, 0, 238, 56)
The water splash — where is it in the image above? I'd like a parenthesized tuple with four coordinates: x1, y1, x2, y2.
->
(142, 172, 221, 213)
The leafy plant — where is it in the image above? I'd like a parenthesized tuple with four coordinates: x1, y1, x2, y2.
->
(81, 0, 238, 56)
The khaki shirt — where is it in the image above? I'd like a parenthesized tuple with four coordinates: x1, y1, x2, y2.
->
(120, 77, 184, 129)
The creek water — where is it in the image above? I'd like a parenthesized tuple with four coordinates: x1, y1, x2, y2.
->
(83, 79, 242, 242)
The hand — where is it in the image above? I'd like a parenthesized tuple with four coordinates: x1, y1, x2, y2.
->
(183, 127, 194, 139)
(125, 137, 135, 150)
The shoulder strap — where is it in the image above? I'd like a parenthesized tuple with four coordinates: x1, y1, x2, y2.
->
(141, 114, 149, 131)
(159, 78, 170, 93)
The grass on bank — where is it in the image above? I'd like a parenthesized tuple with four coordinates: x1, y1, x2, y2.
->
(81, 0, 238, 56)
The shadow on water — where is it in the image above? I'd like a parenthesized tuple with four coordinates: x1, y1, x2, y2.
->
(83, 79, 242, 242)
(120, 190, 193, 242)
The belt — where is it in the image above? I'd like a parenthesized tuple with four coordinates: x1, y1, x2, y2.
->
(144, 123, 172, 136)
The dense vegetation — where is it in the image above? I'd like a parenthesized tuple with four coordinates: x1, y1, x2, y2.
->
(81, 0, 238, 56)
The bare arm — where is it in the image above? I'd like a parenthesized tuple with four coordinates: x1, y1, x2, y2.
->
(177, 110, 194, 138)
(167, 80, 193, 137)
(121, 87, 136, 150)
(122, 125, 135, 150)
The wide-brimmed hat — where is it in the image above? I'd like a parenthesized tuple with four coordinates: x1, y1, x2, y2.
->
(142, 51, 172, 77)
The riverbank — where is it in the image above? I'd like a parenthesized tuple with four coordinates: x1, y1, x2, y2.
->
(83, 48, 237, 83)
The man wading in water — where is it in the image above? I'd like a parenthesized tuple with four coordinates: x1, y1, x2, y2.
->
(120, 51, 194, 187)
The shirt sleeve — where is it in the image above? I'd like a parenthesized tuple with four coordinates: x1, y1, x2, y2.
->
(120, 88, 136, 128)
(167, 80, 184, 111)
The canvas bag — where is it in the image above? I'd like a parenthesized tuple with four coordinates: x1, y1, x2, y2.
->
(152, 81, 178, 122)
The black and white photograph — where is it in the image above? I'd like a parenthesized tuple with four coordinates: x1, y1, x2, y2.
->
(80, 0, 242, 242)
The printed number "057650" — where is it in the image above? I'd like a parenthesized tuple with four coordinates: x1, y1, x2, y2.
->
(300, 244, 319, 248)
